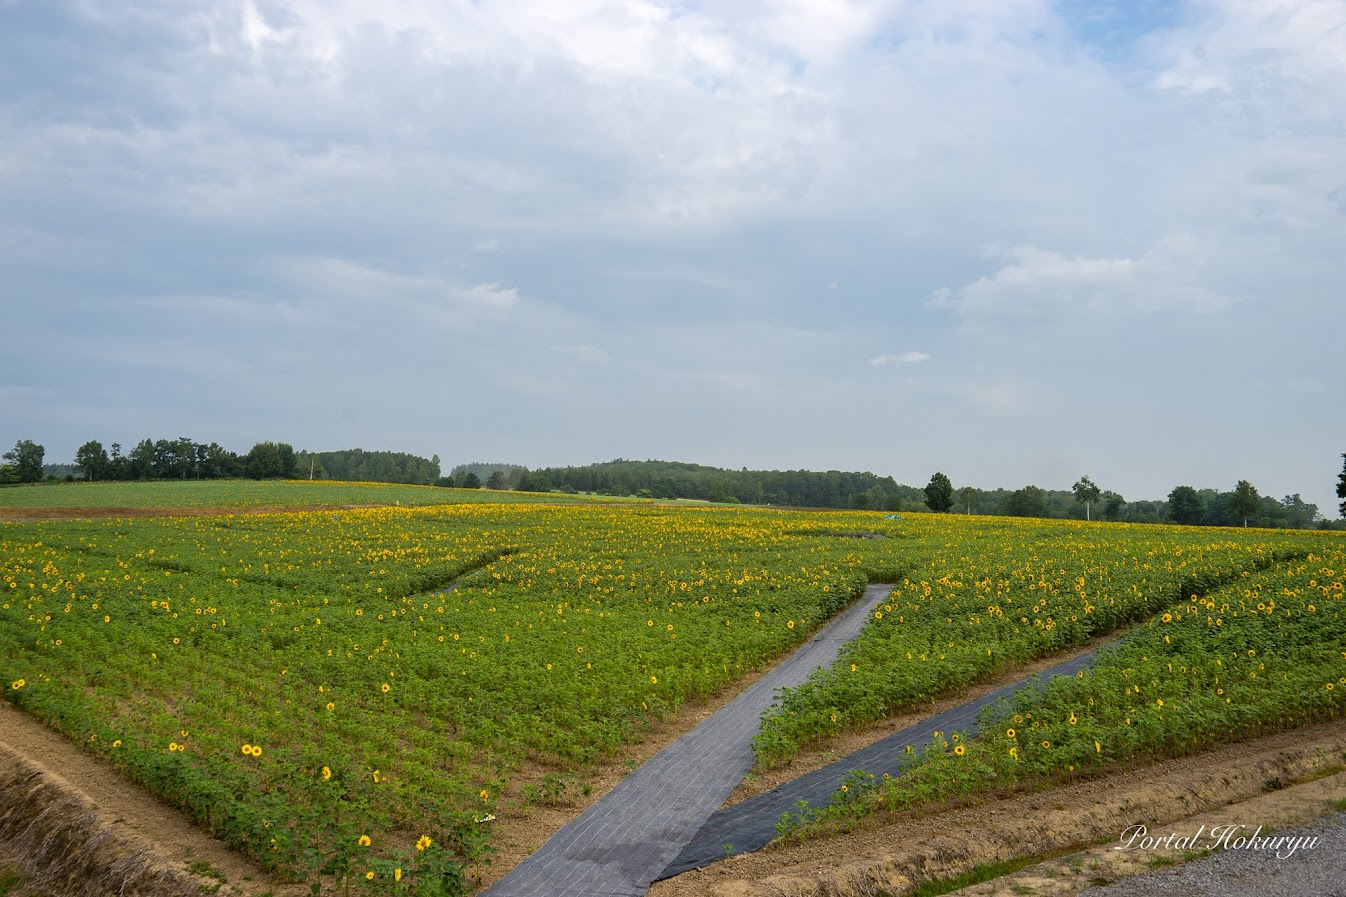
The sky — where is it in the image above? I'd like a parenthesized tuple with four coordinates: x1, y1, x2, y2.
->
(2, 0, 1343, 516)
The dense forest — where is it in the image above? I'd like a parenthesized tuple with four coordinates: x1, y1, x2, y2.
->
(295, 449, 440, 485)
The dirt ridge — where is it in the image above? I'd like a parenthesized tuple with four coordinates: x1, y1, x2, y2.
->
(650, 721, 1346, 897)
(0, 742, 212, 897)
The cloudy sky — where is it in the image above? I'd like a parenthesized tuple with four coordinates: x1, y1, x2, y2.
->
(3, 0, 1343, 514)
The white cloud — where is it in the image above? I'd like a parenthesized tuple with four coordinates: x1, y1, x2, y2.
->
(868, 352, 930, 366)
(240, 0, 286, 54)
(550, 344, 610, 365)
(5, 0, 1345, 513)
(453, 282, 520, 308)
(929, 242, 1230, 320)
(1152, 0, 1346, 107)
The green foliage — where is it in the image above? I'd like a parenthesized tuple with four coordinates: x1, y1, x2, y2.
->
(1167, 486, 1206, 526)
(2, 483, 1340, 889)
(794, 547, 1346, 835)
(451, 464, 524, 490)
(1072, 476, 1100, 521)
(243, 442, 298, 479)
(0, 499, 916, 887)
(3, 441, 44, 484)
(1337, 454, 1345, 518)
(752, 518, 1325, 766)
(528, 459, 915, 509)
(924, 473, 954, 513)
(74, 440, 109, 481)
(300, 449, 440, 485)
(0, 479, 589, 510)
(1002, 486, 1046, 518)
(957, 486, 979, 515)
(1229, 479, 1260, 527)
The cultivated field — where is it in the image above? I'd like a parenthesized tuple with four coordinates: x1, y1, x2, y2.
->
(1, 482, 1343, 895)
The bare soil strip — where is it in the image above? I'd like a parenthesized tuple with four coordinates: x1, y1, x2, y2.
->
(0, 703, 303, 897)
(951, 772, 1346, 897)
(0, 504, 383, 521)
(648, 719, 1346, 897)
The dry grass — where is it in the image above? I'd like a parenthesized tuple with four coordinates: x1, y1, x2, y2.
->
(0, 747, 209, 897)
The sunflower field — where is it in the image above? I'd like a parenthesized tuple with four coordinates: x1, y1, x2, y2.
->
(1, 492, 1341, 893)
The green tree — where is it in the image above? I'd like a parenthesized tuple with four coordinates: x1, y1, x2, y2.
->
(485, 470, 507, 490)
(1072, 475, 1101, 521)
(707, 478, 726, 503)
(1229, 479, 1260, 527)
(516, 471, 552, 493)
(463, 471, 481, 489)
(244, 442, 297, 479)
(128, 439, 156, 479)
(175, 437, 197, 479)
(108, 443, 128, 480)
(1338, 454, 1346, 519)
(1277, 494, 1318, 529)
(1167, 485, 1206, 526)
(74, 440, 110, 481)
(1002, 485, 1046, 518)
(957, 486, 978, 514)
(3, 440, 45, 483)
(1102, 491, 1125, 522)
(924, 472, 954, 512)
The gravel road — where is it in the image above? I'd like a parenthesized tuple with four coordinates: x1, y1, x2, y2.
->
(1085, 810, 1346, 897)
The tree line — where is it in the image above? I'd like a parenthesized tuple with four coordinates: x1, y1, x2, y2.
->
(1, 439, 440, 486)
(923, 470, 1334, 529)
(295, 449, 441, 485)
(8, 439, 1343, 526)
(518, 459, 923, 510)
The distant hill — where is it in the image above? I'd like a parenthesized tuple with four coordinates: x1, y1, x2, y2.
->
(527, 459, 920, 510)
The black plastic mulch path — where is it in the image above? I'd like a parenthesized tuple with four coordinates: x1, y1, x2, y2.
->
(657, 648, 1099, 879)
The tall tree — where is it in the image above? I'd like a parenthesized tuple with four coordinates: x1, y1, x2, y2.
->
(74, 440, 110, 481)
(175, 437, 197, 479)
(957, 486, 979, 515)
(108, 443, 128, 480)
(1167, 485, 1206, 526)
(1229, 479, 1260, 527)
(924, 472, 954, 512)
(1102, 491, 1125, 522)
(1338, 454, 1346, 519)
(1072, 475, 1101, 521)
(3, 440, 45, 483)
(128, 439, 156, 480)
